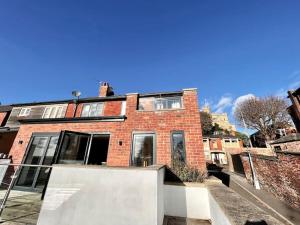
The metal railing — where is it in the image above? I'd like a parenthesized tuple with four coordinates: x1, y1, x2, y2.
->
(0, 163, 53, 219)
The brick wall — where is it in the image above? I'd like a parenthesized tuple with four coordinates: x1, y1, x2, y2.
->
(272, 141, 300, 152)
(241, 152, 300, 208)
(0, 112, 7, 126)
(9, 89, 206, 171)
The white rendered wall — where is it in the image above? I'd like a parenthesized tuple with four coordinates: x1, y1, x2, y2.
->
(37, 165, 165, 225)
(164, 184, 210, 220)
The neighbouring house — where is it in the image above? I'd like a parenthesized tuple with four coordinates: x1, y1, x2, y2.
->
(0, 105, 18, 157)
(201, 106, 236, 134)
(270, 133, 300, 152)
(1, 82, 205, 191)
(250, 126, 297, 148)
(203, 135, 242, 165)
(288, 87, 300, 132)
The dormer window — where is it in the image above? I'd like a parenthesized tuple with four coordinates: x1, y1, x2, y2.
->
(155, 97, 182, 110)
(19, 108, 31, 117)
(43, 106, 65, 118)
(81, 103, 104, 117)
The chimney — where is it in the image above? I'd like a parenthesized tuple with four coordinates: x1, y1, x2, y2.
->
(99, 82, 114, 97)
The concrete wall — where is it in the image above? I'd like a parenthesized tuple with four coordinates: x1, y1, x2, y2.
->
(164, 183, 210, 220)
(208, 191, 231, 225)
(37, 165, 165, 225)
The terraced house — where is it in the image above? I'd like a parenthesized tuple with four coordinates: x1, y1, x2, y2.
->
(0, 83, 205, 191)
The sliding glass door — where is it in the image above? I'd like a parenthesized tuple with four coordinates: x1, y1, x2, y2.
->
(131, 133, 155, 167)
(56, 131, 90, 164)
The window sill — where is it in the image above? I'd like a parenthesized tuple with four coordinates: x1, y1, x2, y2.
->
(137, 108, 185, 112)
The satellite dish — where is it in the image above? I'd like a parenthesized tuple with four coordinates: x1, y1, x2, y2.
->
(72, 91, 81, 98)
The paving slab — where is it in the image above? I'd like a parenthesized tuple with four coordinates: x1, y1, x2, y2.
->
(0, 190, 42, 225)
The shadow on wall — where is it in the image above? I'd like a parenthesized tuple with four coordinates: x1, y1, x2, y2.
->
(207, 163, 231, 187)
(245, 220, 268, 225)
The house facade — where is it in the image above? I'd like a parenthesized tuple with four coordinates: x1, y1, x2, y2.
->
(203, 135, 242, 165)
(1, 83, 205, 191)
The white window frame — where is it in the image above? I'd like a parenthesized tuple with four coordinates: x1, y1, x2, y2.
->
(121, 101, 126, 115)
(42, 106, 65, 119)
(19, 108, 31, 117)
(81, 103, 104, 117)
(154, 96, 182, 110)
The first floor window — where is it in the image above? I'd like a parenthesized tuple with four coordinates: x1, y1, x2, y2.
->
(19, 108, 31, 117)
(43, 106, 65, 118)
(155, 97, 182, 110)
(171, 131, 186, 163)
(81, 103, 104, 117)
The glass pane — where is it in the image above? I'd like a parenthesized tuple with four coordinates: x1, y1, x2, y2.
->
(43, 107, 51, 118)
(138, 97, 155, 110)
(16, 137, 48, 187)
(81, 105, 90, 117)
(89, 103, 98, 116)
(50, 107, 58, 118)
(57, 133, 89, 164)
(132, 134, 154, 167)
(172, 132, 186, 162)
(35, 136, 59, 189)
(56, 106, 63, 118)
(96, 103, 103, 116)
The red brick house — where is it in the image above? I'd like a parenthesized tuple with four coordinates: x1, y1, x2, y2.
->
(0, 83, 205, 191)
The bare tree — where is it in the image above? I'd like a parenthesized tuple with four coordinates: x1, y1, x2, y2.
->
(234, 96, 291, 141)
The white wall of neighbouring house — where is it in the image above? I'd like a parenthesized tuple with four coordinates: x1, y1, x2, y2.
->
(37, 165, 165, 225)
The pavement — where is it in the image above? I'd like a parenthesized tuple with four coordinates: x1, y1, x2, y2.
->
(0, 190, 42, 225)
(163, 216, 210, 225)
(213, 170, 300, 225)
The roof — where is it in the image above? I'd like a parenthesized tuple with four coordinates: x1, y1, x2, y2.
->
(5, 90, 183, 107)
(0, 105, 13, 112)
(271, 133, 300, 144)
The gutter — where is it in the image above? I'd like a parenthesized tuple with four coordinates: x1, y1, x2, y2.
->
(18, 115, 126, 124)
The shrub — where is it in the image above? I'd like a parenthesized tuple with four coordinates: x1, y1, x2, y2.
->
(168, 160, 207, 183)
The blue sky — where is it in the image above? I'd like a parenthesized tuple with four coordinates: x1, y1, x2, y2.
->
(0, 1, 300, 129)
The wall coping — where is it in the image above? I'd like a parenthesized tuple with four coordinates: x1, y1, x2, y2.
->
(240, 152, 278, 161)
(52, 164, 166, 171)
(275, 150, 300, 155)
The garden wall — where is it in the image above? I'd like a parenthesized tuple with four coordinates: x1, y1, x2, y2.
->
(240, 151, 300, 208)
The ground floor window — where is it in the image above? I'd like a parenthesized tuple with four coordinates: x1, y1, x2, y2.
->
(171, 131, 186, 163)
(131, 133, 155, 167)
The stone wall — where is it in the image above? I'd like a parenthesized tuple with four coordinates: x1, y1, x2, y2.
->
(240, 152, 300, 208)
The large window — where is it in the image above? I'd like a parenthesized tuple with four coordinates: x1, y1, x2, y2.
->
(138, 96, 183, 111)
(171, 131, 186, 163)
(155, 97, 182, 110)
(19, 108, 31, 117)
(131, 133, 155, 167)
(81, 103, 104, 117)
(43, 106, 65, 118)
